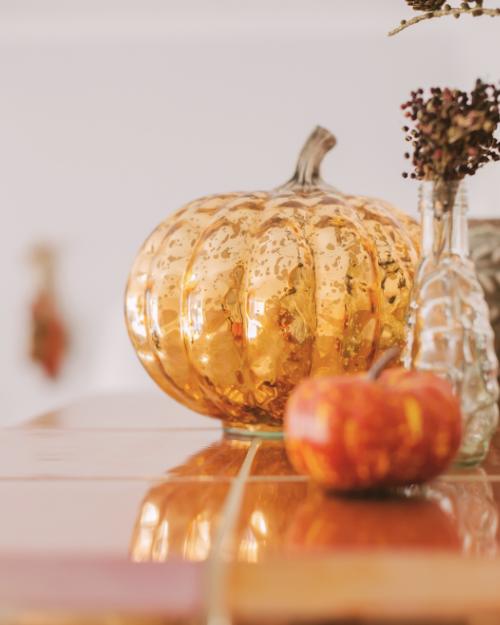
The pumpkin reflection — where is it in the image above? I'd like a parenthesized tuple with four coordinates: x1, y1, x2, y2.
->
(130, 481, 230, 562)
(130, 437, 310, 563)
(130, 440, 498, 563)
(130, 437, 249, 562)
(236, 440, 311, 560)
(249, 439, 299, 476)
(236, 482, 310, 562)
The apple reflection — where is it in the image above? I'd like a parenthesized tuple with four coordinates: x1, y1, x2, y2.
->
(130, 439, 498, 562)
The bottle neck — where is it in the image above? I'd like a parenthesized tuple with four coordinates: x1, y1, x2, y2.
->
(419, 181, 469, 259)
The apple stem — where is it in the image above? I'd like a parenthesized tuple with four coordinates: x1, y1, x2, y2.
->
(366, 346, 401, 382)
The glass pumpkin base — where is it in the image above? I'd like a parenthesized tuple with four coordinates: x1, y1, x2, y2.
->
(223, 425, 284, 440)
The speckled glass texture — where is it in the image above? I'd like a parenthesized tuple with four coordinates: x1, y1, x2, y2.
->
(125, 190, 419, 431)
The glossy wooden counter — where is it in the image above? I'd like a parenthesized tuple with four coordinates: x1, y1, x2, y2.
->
(1, 391, 500, 625)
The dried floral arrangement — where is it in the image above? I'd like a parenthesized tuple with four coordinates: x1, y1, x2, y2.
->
(401, 79, 500, 182)
(389, 1, 500, 36)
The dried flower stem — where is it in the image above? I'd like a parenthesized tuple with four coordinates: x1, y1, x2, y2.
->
(389, 7, 500, 36)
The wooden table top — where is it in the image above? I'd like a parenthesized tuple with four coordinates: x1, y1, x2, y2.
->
(1, 391, 500, 625)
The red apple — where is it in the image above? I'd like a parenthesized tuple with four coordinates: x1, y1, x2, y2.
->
(284, 367, 462, 490)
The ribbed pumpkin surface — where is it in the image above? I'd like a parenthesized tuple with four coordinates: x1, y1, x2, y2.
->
(125, 128, 419, 431)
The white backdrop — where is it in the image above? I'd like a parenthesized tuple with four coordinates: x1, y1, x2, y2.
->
(1, 0, 500, 426)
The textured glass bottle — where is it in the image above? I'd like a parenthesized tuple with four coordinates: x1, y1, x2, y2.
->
(404, 181, 499, 464)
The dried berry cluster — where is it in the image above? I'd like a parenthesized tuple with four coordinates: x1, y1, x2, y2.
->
(406, 0, 483, 10)
(406, 0, 445, 10)
(402, 79, 500, 181)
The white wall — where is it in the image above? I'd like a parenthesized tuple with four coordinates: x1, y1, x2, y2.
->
(1, 0, 500, 426)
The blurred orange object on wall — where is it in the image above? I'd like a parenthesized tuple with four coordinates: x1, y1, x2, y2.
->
(30, 245, 66, 379)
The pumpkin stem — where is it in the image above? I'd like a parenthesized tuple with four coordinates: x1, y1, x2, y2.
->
(276, 126, 339, 193)
(366, 346, 401, 381)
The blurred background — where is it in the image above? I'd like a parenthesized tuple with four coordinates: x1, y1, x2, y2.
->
(1, 0, 500, 427)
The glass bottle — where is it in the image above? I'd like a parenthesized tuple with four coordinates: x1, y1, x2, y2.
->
(404, 180, 499, 465)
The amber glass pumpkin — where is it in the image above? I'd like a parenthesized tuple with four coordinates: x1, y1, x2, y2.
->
(125, 127, 420, 434)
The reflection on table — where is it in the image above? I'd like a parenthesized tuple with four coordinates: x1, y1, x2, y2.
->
(130, 437, 498, 563)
